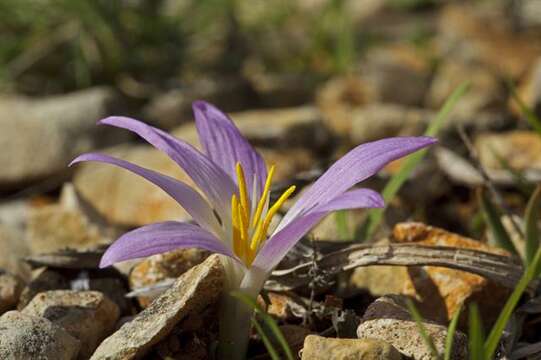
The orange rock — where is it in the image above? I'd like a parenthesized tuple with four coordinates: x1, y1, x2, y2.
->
(392, 222, 510, 326)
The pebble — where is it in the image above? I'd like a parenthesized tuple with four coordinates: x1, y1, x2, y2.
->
(22, 290, 119, 359)
(357, 295, 468, 360)
(301, 335, 402, 360)
(0, 310, 80, 360)
(90, 254, 224, 359)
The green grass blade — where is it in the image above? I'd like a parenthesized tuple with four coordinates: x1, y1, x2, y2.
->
(478, 188, 518, 254)
(406, 299, 440, 359)
(335, 210, 351, 240)
(468, 303, 485, 360)
(524, 186, 541, 265)
(252, 319, 282, 360)
(508, 81, 541, 136)
(483, 246, 541, 360)
(444, 306, 462, 360)
(231, 291, 295, 360)
(361, 81, 470, 240)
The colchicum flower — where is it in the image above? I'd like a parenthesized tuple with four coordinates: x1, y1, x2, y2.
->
(70, 101, 436, 359)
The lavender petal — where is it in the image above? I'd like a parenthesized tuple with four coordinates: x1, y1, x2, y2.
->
(277, 136, 436, 231)
(193, 101, 267, 195)
(70, 153, 224, 237)
(99, 221, 236, 268)
(99, 116, 236, 218)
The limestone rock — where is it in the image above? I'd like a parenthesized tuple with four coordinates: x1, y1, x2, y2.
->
(26, 203, 112, 255)
(0, 311, 80, 360)
(0, 224, 30, 281)
(0, 271, 24, 314)
(0, 87, 125, 189)
(18, 268, 69, 309)
(357, 296, 468, 360)
(475, 131, 541, 178)
(129, 248, 210, 307)
(351, 222, 510, 326)
(22, 290, 119, 359)
(90, 254, 224, 360)
(301, 335, 402, 360)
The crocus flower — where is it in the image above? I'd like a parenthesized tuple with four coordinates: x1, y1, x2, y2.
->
(70, 101, 436, 359)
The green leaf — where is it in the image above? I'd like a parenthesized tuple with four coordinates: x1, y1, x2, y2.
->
(406, 299, 440, 359)
(483, 246, 541, 360)
(334, 210, 351, 240)
(508, 81, 541, 136)
(524, 186, 541, 265)
(252, 319, 282, 360)
(468, 303, 485, 360)
(231, 291, 295, 360)
(478, 188, 518, 254)
(360, 81, 470, 240)
(444, 306, 462, 360)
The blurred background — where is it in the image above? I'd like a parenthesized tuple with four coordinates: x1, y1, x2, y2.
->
(2, 0, 541, 278)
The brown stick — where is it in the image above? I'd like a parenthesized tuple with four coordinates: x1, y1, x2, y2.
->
(267, 244, 534, 292)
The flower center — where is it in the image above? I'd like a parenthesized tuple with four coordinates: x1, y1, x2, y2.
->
(231, 162, 296, 266)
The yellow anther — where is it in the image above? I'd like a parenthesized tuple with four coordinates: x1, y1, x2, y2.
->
(237, 202, 249, 261)
(236, 163, 251, 222)
(250, 185, 296, 251)
(231, 195, 241, 257)
(252, 165, 275, 228)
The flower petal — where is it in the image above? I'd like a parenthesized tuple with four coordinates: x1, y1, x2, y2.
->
(251, 211, 326, 272)
(277, 136, 436, 231)
(70, 153, 224, 238)
(99, 116, 236, 217)
(313, 188, 384, 212)
(193, 101, 267, 195)
(252, 189, 384, 272)
(100, 221, 236, 268)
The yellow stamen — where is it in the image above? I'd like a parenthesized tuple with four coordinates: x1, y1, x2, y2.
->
(250, 185, 296, 251)
(251, 165, 275, 228)
(237, 202, 249, 261)
(236, 163, 250, 222)
(231, 195, 241, 257)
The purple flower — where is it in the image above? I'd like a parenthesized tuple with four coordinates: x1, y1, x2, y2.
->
(70, 101, 436, 358)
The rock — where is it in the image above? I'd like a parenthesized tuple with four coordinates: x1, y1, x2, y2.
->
(301, 335, 402, 360)
(0, 224, 30, 280)
(0, 87, 126, 189)
(475, 131, 541, 178)
(22, 290, 119, 359)
(143, 77, 250, 129)
(317, 44, 431, 138)
(228, 106, 330, 151)
(351, 223, 510, 326)
(0, 311, 80, 360)
(349, 104, 429, 144)
(18, 268, 69, 309)
(357, 295, 468, 360)
(0, 271, 24, 314)
(436, 3, 541, 78)
(26, 203, 113, 255)
(90, 254, 224, 360)
(426, 60, 506, 116)
(74, 144, 198, 227)
(258, 292, 308, 321)
(129, 248, 210, 307)
(514, 56, 541, 118)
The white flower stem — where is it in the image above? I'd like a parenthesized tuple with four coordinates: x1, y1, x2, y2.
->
(217, 261, 267, 360)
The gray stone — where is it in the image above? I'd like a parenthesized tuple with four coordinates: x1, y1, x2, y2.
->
(18, 268, 69, 309)
(0, 224, 30, 281)
(357, 296, 468, 360)
(0, 311, 80, 360)
(22, 290, 119, 359)
(90, 254, 224, 359)
(0, 87, 125, 189)
(0, 271, 24, 314)
(301, 335, 402, 360)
